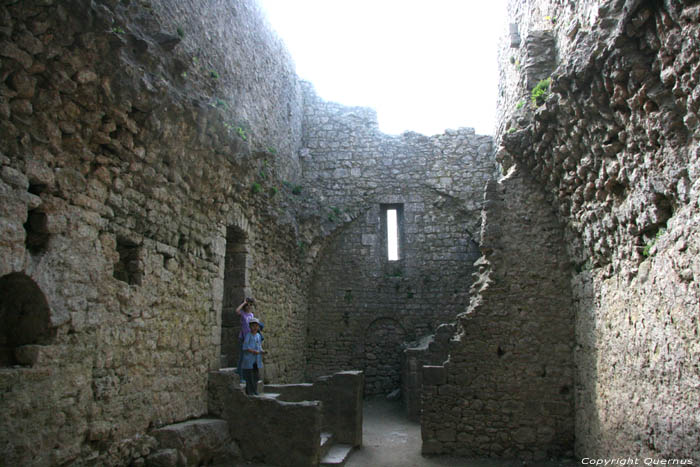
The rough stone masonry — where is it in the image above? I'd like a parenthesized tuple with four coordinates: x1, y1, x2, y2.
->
(1, 0, 699, 465)
(420, 0, 699, 461)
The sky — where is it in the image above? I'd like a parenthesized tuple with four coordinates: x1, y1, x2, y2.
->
(257, 0, 508, 136)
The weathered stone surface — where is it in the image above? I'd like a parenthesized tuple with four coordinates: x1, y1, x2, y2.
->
(422, 365, 447, 386)
(0, 1, 313, 465)
(226, 387, 323, 467)
(145, 448, 182, 467)
(401, 330, 453, 422)
(421, 167, 575, 459)
(151, 419, 239, 465)
(302, 86, 497, 394)
(1, 0, 698, 464)
(486, 0, 700, 460)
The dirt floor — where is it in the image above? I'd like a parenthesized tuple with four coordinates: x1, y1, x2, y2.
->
(345, 395, 580, 467)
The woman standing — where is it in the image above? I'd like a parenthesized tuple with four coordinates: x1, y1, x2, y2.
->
(235, 297, 256, 382)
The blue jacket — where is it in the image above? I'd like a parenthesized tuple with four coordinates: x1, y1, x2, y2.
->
(240, 332, 263, 369)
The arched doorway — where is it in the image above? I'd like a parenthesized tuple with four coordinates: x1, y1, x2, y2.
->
(363, 318, 406, 396)
(220, 226, 249, 368)
(0, 273, 54, 367)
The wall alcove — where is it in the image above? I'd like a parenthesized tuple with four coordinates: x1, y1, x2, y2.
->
(0, 273, 55, 367)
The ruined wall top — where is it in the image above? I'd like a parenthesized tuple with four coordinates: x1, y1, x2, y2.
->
(497, 0, 644, 141)
(300, 81, 497, 236)
(147, 0, 304, 173)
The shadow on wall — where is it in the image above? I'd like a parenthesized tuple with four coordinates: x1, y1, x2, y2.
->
(572, 270, 600, 457)
(363, 317, 406, 396)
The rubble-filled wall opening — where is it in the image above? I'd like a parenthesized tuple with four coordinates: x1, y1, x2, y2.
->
(220, 226, 249, 368)
(363, 317, 406, 396)
(0, 273, 55, 367)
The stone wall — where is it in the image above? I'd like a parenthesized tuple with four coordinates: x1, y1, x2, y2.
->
(402, 323, 455, 421)
(4, 0, 698, 463)
(496, 0, 633, 145)
(495, 0, 700, 460)
(422, 0, 700, 459)
(301, 84, 498, 394)
(421, 172, 575, 460)
(208, 369, 364, 466)
(0, 1, 315, 465)
(265, 370, 365, 447)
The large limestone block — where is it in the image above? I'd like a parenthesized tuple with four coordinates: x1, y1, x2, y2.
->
(151, 418, 240, 465)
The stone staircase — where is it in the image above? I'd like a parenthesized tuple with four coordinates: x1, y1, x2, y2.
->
(252, 392, 354, 465)
(256, 377, 357, 466)
(211, 367, 362, 467)
(319, 431, 354, 466)
(144, 368, 362, 466)
(148, 422, 352, 466)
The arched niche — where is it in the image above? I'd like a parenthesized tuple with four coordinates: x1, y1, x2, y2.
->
(0, 273, 55, 367)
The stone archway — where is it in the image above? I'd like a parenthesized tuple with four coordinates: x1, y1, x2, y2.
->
(0, 273, 55, 367)
(220, 225, 249, 368)
(363, 317, 406, 396)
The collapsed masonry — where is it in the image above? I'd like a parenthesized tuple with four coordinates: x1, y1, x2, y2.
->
(1, 0, 698, 465)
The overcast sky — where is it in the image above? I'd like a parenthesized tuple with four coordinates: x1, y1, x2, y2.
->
(257, 0, 507, 136)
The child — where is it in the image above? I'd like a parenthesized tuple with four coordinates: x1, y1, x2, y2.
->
(240, 317, 264, 395)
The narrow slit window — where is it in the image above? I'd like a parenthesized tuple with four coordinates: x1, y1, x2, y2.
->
(387, 208, 399, 261)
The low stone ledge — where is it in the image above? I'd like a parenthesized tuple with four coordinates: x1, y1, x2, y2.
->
(150, 418, 240, 466)
(207, 369, 239, 417)
(227, 390, 322, 467)
(314, 370, 364, 447)
(263, 382, 314, 402)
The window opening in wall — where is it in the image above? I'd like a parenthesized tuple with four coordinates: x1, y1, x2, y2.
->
(221, 226, 248, 368)
(24, 209, 49, 254)
(381, 204, 404, 262)
(387, 209, 399, 261)
(113, 238, 143, 285)
(0, 273, 55, 367)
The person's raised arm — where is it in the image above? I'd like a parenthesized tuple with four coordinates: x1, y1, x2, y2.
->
(235, 300, 247, 315)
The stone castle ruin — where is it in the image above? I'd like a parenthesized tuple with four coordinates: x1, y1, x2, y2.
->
(1, 0, 698, 465)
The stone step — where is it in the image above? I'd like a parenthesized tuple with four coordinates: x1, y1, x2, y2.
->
(208, 368, 265, 416)
(319, 431, 334, 459)
(216, 367, 265, 393)
(320, 443, 353, 466)
(148, 418, 240, 466)
(217, 367, 240, 383)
